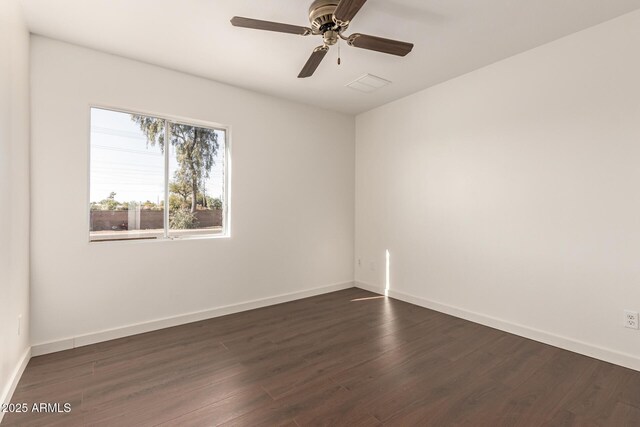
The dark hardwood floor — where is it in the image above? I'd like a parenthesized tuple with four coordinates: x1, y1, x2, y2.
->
(3, 288, 640, 426)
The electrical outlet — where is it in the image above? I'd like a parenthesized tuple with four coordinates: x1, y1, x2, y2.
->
(624, 310, 639, 329)
(18, 314, 22, 336)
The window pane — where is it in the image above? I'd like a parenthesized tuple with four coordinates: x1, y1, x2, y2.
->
(167, 122, 225, 238)
(90, 108, 165, 242)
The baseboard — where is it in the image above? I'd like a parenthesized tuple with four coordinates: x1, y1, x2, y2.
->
(32, 281, 354, 357)
(356, 281, 386, 295)
(0, 346, 31, 424)
(355, 281, 640, 372)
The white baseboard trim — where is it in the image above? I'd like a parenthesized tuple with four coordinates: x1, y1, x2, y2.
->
(32, 281, 354, 357)
(0, 346, 31, 424)
(356, 281, 386, 295)
(356, 281, 640, 372)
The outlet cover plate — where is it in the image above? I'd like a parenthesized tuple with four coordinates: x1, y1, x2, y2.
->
(624, 310, 639, 329)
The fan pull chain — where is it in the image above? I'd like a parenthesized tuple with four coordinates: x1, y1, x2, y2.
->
(337, 42, 341, 65)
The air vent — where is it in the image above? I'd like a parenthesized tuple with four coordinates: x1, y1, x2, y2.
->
(346, 74, 391, 93)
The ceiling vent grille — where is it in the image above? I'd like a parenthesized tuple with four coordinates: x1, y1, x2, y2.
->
(346, 74, 391, 93)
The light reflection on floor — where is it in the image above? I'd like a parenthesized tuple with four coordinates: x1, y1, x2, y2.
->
(350, 296, 386, 302)
(350, 246, 400, 350)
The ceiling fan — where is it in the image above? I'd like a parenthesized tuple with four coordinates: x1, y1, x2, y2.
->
(231, 0, 414, 78)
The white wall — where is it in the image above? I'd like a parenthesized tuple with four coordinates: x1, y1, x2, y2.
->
(30, 37, 354, 348)
(0, 0, 31, 411)
(356, 10, 640, 369)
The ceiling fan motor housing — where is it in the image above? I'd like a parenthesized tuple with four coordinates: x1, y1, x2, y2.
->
(308, 0, 346, 36)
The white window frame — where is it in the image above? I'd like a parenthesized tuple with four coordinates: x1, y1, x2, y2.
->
(87, 105, 232, 243)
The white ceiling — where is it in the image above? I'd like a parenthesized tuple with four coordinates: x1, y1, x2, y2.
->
(20, 0, 640, 114)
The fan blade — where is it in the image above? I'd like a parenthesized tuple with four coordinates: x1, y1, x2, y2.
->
(333, 0, 368, 24)
(298, 46, 329, 78)
(230, 16, 312, 36)
(348, 33, 414, 56)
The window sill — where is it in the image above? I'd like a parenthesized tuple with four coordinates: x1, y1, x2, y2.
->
(89, 228, 230, 244)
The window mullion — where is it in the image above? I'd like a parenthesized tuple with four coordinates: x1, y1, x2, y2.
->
(163, 119, 170, 239)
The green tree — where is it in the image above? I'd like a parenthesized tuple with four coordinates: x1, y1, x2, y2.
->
(99, 192, 119, 211)
(170, 209, 199, 229)
(168, 173, 192, 204)
(169, 194, 187, 212)
(131, 117, 219, 213)
(142, 200, 161, 210)
(211, 198, 223, 210)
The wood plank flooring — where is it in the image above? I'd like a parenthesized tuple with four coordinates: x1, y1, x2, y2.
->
(3, 288, 640, 426)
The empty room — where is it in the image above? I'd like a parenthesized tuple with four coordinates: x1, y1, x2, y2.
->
(2, 0, 640, 425)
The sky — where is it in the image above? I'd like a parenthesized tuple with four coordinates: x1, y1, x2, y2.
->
(90, 108, 225, 204)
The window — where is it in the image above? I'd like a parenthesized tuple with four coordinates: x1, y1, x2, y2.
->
(89, 107, 228, 242)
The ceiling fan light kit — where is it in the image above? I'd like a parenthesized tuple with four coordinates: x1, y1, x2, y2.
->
(230, 0, 414, 78)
